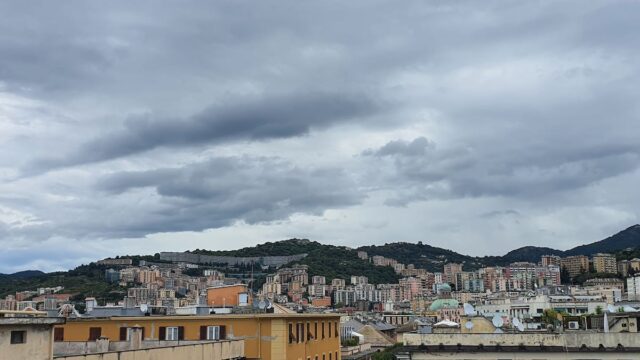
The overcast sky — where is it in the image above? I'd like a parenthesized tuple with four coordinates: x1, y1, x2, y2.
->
(1, 1, 639, 273)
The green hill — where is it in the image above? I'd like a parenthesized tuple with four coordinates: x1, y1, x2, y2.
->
(193, 239, 400, 284)
(4, 224, 640, 301)
(564, 225, 640, 256)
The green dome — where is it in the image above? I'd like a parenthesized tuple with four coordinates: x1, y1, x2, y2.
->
(439, 283, 452, 292)
(429, 298, 459, 311)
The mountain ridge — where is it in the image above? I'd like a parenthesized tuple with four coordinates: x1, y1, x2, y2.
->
(3, 224, 639, 298)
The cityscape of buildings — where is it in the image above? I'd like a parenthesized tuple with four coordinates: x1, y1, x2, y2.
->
(4, 247, 640, 359)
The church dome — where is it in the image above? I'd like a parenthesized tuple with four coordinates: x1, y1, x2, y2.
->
(429, 298, 459, 311)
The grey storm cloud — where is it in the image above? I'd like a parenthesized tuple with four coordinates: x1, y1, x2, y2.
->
(366, 138, 640, 206)
(25, 92, 378, 174)
(1, 1, 640, 272)
(84, 156, 363, 237)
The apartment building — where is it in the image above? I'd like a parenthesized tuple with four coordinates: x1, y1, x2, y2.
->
(592, 253, 617, 274)
(540, 255, 561, 267)
(55, 313, 341, 360)
(0, 312, 65, 360)
(443, 263, 463, 284)
(560, 255, 589, 278)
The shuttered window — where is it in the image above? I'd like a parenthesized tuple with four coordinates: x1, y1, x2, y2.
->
(165, 327, 179, 340)
(54, 328, 64, 342)
(88, 327, 101, 341)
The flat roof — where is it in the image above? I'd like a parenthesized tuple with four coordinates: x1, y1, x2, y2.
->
(0, 317, 66, 326)
(65, 313, 342, 322)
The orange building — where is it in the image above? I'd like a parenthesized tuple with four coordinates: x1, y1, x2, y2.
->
(311, 297, 332, 308)
(55, 313, 341, 360)
(207, 284, 251, 308)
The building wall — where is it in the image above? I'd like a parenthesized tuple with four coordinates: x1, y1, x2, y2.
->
(404, 332, 640, 349)
(560, 256, 589, 278)
(404, 351, 640, 359)
(207, 285, 250, 307)
(53, 340, 244, 360)
(593, 254, 616, 274)
(0, 323, 55, 360)
(56, 314, 340, 360)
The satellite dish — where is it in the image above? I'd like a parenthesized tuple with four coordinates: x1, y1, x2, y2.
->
(265, 300, 272, 309)
(494, 328, 504, 333)
(512, 318, 521, 327)
(258, 300, 267, 310)
(140, 304, 148, 313)
(465, 321, 474, 330)
(607, 304, 617, 313)
(463, 303, 476, 316)
(517, 323, 525, 332)
(492, 315, 504, 328)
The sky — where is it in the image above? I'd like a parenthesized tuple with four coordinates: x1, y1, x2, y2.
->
(1, 1, 640, 273)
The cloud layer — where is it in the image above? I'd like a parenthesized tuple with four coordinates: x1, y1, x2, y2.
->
(1, 1, 639, 272)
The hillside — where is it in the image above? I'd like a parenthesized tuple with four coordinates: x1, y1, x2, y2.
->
(494, 246, 564, 265)
(4, 224, 640, 300)
(0, 270, 45, 279)
(564, 225, 640, 256)
(357, 242, 484, 271)
(193, 239, 400, 284)
(0, 264, 125, 302)
(359, 224, 640, 269)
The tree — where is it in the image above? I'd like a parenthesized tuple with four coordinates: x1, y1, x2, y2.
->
(542, 309, 559, 326)
(595, 305, 603, 315)
(560, 266, 571, 284)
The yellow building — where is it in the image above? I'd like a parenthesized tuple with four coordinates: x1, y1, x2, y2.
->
(593, 253, 617, 274)
(55, 313, 341, 360)
(560, 255, 589, 278)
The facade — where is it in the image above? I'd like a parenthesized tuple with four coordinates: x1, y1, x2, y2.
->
(0, 312, 65, 360)
(97, 258, 133, 266)
(627, 275, 640, 301)
(540, 255, 561, 267)
(592, 253, 617, 274)
(55, 313, 341, 360)
(560, 255, 589, 278)
(443, 263, 463, 285)
(207, 284, 251, 308)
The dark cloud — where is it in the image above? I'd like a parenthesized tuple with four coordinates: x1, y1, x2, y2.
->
(25, 92, 378, 174)
(1, 1, 640, 271)
(83, 156, 363, 237)
(367, 138, 640, 205)
(364, 137, 434, 157)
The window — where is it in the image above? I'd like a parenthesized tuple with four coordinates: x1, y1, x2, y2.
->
(166, 327, 179, 341)
(323, 354, 326, 360)
(207, 326, 221, 340)
(314, 322, 318, 340)
(322, 322, 325, 339)
(54, 328, 64, 342)
(10, 331, 26, 344)
(88, 327, 102, 341)
(295, 323, 300, 343)
(328, 322, 332, 338)
(289, 323, 294, 344)
(307, 322, 312, 341)
(329, 353, 332, 360)
(299, 323, 306, 343)
(335, 322, 339, 338)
